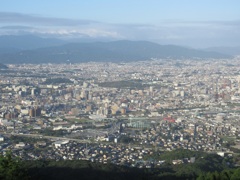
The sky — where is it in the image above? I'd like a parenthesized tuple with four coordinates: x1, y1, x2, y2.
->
(0, 0, 240, 48)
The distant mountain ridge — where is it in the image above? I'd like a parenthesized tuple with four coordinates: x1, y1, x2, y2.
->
(0, 35, 65, 50)
(204, 46, 240, 56)
(0, 63, 8, 69)
(0, 35, 232, 64)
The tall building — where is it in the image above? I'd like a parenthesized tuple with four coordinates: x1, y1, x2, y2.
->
(29, 108, 35, 117)
(149, 86, 153, 92)
(29, 106, 41, 117)
(35, 107, 41, 117)
(86, 105, 92, 112)
(180, 90, 185, 97)
(121, 108, 126, 115)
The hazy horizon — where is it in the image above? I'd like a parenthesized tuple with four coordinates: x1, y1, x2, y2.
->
(1, 1, 240, 48)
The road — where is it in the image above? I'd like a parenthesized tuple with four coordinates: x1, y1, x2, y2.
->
(3, 132, 91, 143)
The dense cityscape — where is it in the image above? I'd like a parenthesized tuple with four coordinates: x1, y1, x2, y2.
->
(1, 0, 240, 179)
(1, 57, 240, 169)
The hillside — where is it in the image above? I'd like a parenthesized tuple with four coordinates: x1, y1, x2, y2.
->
(0, 150, 238, 180)
(0, 35, 65, 50)
(0, 63, 8, 69)
(204, 46, 240, 56)
(0, 40, 232, 64)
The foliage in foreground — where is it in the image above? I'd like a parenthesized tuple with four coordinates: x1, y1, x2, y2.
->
(1, 150, 240, 180)
(0, 152, 28, 180)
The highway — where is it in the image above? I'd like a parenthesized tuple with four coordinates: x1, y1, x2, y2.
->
(3, 132, 91, 143)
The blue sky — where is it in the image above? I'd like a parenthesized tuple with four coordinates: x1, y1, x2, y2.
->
(0, 0, 240, 47)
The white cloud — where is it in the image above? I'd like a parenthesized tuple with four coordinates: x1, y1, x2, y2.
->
(0, 12, 240, 47)
(0, 12, 97, 26)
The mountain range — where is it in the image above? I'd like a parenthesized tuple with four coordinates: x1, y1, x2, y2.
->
(204, 46, 240, 56)
(0, 35, 234, 64)
(0, 63, 8, 69)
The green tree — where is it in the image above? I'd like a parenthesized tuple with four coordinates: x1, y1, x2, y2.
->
(230, 168, 240, 180)
(118, 135, 133, 144)
(0, 152, 28, 180)
(197, 173, 206, 180)
(220, 170, 232, 180)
